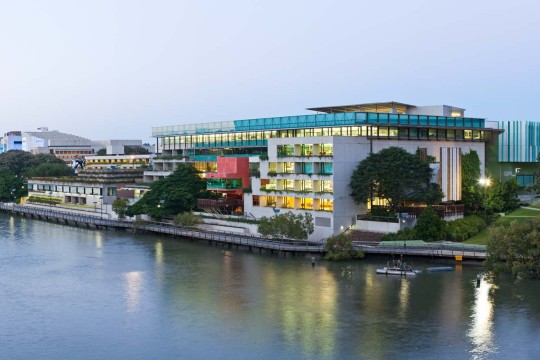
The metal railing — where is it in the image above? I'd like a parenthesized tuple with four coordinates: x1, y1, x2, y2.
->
(0, 203, 324, 253)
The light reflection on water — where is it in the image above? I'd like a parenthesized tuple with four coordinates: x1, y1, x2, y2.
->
(468, 277, 496, 359)
(123, 271, 144, 313)
(1, 214, 540, 360)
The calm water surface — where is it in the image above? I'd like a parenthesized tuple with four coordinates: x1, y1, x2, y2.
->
(1, 214, 539, 360)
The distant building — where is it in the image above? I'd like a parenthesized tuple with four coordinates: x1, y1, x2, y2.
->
(22, 127, 93, 162)
(84, 154, 153, 170)
(91, 139, 144, 155)
(27, 168, 145, 209)
(1, 131, 23, 152)
(486, 121, 540, 186)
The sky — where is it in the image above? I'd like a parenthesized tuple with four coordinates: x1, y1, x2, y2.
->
(1, 0, 539, 144)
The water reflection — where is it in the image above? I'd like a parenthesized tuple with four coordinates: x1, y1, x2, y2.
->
(264, 266, 338, 359)
(468, 277, 496, 359)
(123, 271, 144, 313)
(398, 279, 410, 319)
(94, 233, 103, 249)
(155, 242, 163, 265)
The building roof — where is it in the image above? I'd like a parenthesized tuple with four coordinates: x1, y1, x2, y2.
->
(24, 130, 90, 142)
(307, 101, 415, 114)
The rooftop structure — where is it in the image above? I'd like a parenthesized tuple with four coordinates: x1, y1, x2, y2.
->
(22, 129, 93, 162)
(91, 139, 145, 155)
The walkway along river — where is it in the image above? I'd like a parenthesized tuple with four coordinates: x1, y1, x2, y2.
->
(0, 203, 486, 260)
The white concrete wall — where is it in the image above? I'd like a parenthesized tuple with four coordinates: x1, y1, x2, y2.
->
(356, 220, 401, 233)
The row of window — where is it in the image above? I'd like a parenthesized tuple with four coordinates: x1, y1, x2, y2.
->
(154, 112, 484, 137)
(256, 196, 333, 211)
(54, 150, 93, 155)
(261, 179, 333, 193)
(277, 144, 333, 157)
(161, 126, 486, 150)
(268, 162, 333, 175)
(29, 184, 117, 196)
(30, 184, 103, 195)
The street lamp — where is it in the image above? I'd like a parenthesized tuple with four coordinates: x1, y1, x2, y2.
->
(478, 177, 491, 220)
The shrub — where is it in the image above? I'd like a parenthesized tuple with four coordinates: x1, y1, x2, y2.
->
(324, 234, 365, 261)
(380, 227, 417, 242)
(415, 206, 445, 241)
(173, 212, 203, 227)
(445, 215, 486, 241)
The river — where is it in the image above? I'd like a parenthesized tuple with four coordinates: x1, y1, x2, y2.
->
(1, 214, 539, 360)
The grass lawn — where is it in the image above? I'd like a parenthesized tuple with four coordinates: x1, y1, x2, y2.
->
(464, 207, 540, 245)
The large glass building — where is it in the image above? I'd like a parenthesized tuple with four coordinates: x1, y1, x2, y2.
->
(147, 102, 500, 239)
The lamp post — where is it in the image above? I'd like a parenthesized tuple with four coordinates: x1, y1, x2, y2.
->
(478, 177, 491, 220)
(48, 191, 53, 209)
(99, 196, 103, 219)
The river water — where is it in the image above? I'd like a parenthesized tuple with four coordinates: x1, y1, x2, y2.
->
(1, 214, 539, 360)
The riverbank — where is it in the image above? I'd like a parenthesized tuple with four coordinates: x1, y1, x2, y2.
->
(0, 203, 486, 260)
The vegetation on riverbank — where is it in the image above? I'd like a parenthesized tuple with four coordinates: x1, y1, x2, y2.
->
(484, 217, 540, 279)
(324, 233, 364, 261)
(464, 207, 540, 245)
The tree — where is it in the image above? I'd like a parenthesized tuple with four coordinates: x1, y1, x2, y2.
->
(126, 163, 210, 219)
(415, 206, 445, 241)
(25, 163, 74, 177)
(124, 146, 149, 155)
(486, 178, 520, 213)
(0, 170, 25, 202)
(112, 198, 130, 219)
(96, 148, 107, 156)
(324, 233, 364, 261)
(173, 212, 203, 227)
(462, 150, 482, 214)
(485, 218, 540, 279)
(350, 147, 442, 212)
(257, 211, 314, 240)
(445, 215, 486, 241)
(0, 150, 65, 176)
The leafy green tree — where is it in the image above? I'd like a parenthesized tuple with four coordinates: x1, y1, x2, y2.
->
(324, 233, 364, 261)
(112, 198, 130, 219)
(0, 151, 65, 176)
(485, 218, 540, 279)
(173, 212, 203, 227)
(486, 178, 520, 213)
(124, 146, 149, 155)
(96, 148, 107, 156)
(25, 163, 74, 177)
(415, 206, 445, 241)
(350, 147, 442, 213)
(257, 211, 314, 240)
(0, 170, 25, 202)
(462, 150, 482, 214)
(445, 215, 486, 241)
(126, 164, 209, 219)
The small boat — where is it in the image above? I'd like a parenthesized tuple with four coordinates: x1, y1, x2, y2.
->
(376, 260, 419, 276)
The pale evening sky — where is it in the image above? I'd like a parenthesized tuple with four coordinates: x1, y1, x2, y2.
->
(0, 0, 538, 144)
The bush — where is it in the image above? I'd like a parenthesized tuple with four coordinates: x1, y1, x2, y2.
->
(380, 227, 417, 242)
(173, 212, 203, 227)
(27, 196, 62, 205)
(445, 215, 486, 241)
(415, 206, 445, 241)
(485, 218, 540, 279)
(112, 198, 130, 219)
(257, 211, 314, 240)
(324, 234, 365, 261)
